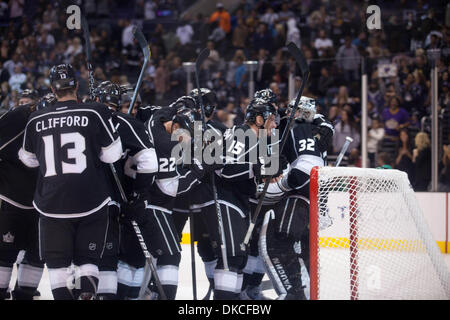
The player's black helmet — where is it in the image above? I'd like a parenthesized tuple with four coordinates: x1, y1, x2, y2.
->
(170, 95, 197, 110)
(36, 93, 57, 111)
(172, 107, 200, 137)
(95, 81, 122, 108)
(189, 88, 217, 118)
(245, 98, 277, 125)
(18, 89, 39, 102)
(49, 64, 77, 91)
(254, 88, 277, 104)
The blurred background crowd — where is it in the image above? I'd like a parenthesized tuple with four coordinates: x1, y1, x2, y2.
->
(0, 0, 449, 191)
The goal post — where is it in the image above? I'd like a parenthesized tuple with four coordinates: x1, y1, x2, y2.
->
(310, 166, 450, 300)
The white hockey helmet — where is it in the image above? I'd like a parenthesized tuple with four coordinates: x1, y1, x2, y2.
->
(289, 96, 316, 123)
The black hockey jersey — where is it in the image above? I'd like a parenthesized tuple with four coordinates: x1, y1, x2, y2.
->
(190, 119, 228, 208)
(145, 108, 200, 212)
(0, 105, 37, 209)
(107, 112, 158, 202)
(135, 105, 164, 123)
(19, 100, 123, 217)
(282, 120, 325, 197)
(214, 124, 261, 216)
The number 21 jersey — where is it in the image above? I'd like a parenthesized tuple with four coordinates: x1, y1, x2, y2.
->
(19, 100, 122, 218)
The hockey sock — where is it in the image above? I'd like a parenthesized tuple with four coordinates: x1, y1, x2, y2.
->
(74, 264, 99, 299)
(0, 265, 13, 299)
(48, 267, 75, 300)
(214, 269, 243, 300)
(97, 270, 118, 300)
(156, 264, 178, 300)
(117, 261, 145, 300)
(12, 263, 44, 300)
(203, 259, 217, 285)
(248, 256, 266, 287)
(242, 255, 258, 290)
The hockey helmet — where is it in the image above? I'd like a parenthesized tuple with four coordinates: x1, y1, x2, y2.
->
(170, 95, 197, 111)
(172, 106, 201, 137)
(18, 89, 39, 106)
(245, 98, 277, 126)
(95, 81, 122, 108)
(254, 88, 277, 104)
(36, 93, 57, 111)
(49, 64, 77, 91)
(189, 88, 217, 118)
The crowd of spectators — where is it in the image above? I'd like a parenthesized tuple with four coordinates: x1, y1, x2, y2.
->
(0, 0, 449, 191)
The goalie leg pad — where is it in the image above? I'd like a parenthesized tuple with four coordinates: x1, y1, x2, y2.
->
(259, 210, 307, 300)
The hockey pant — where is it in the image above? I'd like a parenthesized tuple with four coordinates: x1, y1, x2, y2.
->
(39, 206, 110, 300)
(118, 206, 181, 300)
(258, 195, 310, 300)
(0, 202, 44, 300)
(241, 202, 269, 297)
(97, 202, 121, 299)
(172, 205, 217, 290)
(202, 202, 248, 300)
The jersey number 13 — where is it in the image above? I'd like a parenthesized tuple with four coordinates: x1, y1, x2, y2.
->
(42, 132, 87, 177)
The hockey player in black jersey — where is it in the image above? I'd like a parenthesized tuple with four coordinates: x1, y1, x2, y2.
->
(258, 96, 334, 300)
(240, 89, 280, 300)
(0, 90, 47, 300)
(92, 81, 158, 300)
(143, 105, 207, 299)
(198, 98, 277, 300)
(19, 64, 123, 300)
(171, 88, 227, 298)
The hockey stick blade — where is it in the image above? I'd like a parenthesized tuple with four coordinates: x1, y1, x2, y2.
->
(128, 26, 150, 115)
(133, 26, 151, 60)
(287, 42, 309, 76)
(195, 48, 210, 72)
(81, 15, 92, 61)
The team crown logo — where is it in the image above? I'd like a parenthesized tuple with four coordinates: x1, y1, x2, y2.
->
(2, 232, 14, 243)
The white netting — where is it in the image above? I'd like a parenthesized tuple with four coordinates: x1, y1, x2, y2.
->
(313, 167, 450, 300)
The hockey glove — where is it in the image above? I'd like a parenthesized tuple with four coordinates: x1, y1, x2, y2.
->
(120, 197, 148, 225)
(312, 115, 334, 153)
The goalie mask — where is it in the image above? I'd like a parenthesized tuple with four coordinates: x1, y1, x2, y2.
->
(245, 98, 277, 128)
(189, 88, 218, 118)
(289, 96, 316, 123)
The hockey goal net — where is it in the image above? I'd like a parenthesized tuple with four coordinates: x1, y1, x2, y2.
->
(310, 166, 450, 300)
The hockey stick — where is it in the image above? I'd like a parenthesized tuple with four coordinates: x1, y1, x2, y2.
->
(189, 211, 197, 300)
(335, 136, 353, 167)
(194, 48, 229, 271)
(81, 15, 95, 100)
(241, 42, 310, 250)
(128, 26, 151, 115)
